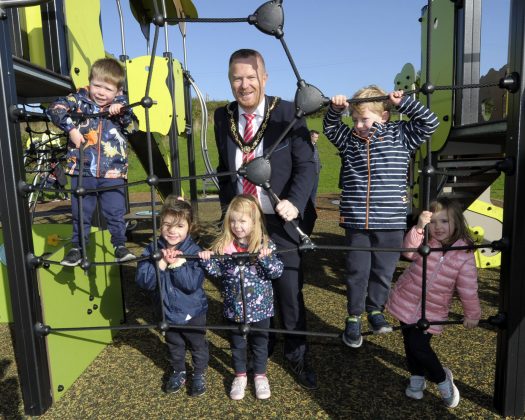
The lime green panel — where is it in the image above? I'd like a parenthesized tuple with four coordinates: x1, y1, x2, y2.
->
(0, 224, 93, 323)
(178, 0, 198, 18)
(412, 1, 456, 210)
(171, 58, 186, 136)
(22, 5, 46, 67)
(394, 63, 416, 91)
(467, 199, 503, 269)
(33, 224, 123, 402)
(0, 265, 11, 322)
(127, 56, 173, 135)
(420, 0, 454, 154)
(64, 0, 105, 89)
(0, 234, 12, 323)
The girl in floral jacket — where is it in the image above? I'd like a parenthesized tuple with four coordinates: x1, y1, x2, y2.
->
(387, 197, 481, 409)
(199, 194, 283, 401)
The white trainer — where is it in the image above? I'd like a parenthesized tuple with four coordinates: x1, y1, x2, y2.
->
(405, 375, 426, 400)
(438, 367, 460, 408)
(230, 375, 248, 400)
(254, 375, 271, 400)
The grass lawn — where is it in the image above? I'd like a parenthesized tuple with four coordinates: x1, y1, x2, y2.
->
(126, 116, 351, 197)
(126, 115, 505, 204)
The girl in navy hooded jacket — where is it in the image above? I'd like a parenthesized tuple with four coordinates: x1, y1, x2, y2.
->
(136, 198, 208, 397)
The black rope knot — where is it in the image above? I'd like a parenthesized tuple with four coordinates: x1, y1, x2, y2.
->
(498, 72, 519, 93)
(495, 157, 514, 175)
(421, 165, 435, 177)
(152, 14, 165, 27)
(18, 180, 34, 195)
(75, 186, 87, 197)
(27, 253, 42, 268)
(141, 96, 154, 108)
(147, 175, 159, 186)
(420, 82, 435, 95)
(416, 318, 430, 331)
(238, 323, 251, 335)
(418, 245, 431, 256)
(34, 322, 51, 337)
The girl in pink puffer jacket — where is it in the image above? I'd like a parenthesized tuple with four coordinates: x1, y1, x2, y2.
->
(386, 198, 481, 409)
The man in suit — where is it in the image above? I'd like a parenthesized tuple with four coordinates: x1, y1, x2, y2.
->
(309, 129, 321, 206)
(214, 48, 318, 390)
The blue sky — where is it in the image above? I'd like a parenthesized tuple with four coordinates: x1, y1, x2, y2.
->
(100, 0, 510, 101)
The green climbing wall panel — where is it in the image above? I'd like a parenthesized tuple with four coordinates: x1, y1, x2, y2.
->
(420, 0, 454, 153)
(126, 56, 186, 136)
(41, 224, 124, 402)
(412, 0, 456, 209)
(0, 234, 11, 323)
(20, 5, 46, 67)
(64, 0, 105, 89)
(1, 223, 124, 402)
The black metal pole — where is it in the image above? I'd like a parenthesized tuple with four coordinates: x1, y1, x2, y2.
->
(0, 9, 52, 415)
(163, 51, 182, 196)
(494, 0, 525, 416)
(183, 70, 198, 212)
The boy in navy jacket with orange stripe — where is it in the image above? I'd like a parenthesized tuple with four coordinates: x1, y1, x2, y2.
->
(47, 57, 135, 266)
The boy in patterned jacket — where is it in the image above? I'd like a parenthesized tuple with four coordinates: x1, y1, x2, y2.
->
(323, 85, 439, 348)
(47, 58, 136, 266)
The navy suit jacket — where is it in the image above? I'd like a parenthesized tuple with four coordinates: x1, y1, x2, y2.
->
(214, 96, 317, 236)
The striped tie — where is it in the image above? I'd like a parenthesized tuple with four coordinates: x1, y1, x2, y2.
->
(242, 113, 258, 198)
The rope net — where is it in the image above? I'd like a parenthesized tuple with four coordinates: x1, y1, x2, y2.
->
(11, 0, 509, 339)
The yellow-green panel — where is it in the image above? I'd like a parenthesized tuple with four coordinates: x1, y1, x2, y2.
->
(172, 58, 187, 136)
(394, 63, 417, 91)
(64, 0, 105, 89)
(466, 198, 503, 269)
(22, 5, 46, 67)
(412, 0, 456, 210)
(33, 224, 123, 402)
(178, 0, 198, 18)
(0, 224, 93, 323)
(420, 0, 454, 154)
(127, 56, 173, 135)
(0, 238, 12, 323)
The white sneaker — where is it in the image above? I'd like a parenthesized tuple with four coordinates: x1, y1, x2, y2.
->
(437, 367, 460, 408)
(405, 375, 426, 400)
(254, 375, 271, 400)
(230, 375, 247, 400)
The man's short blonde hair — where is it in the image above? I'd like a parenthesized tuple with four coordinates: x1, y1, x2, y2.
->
(349, 85, 391, 116)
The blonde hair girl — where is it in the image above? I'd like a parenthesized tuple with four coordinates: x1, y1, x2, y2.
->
(199, 194, 283, 401)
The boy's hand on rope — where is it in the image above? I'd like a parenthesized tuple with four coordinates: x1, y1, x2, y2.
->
(108, 103, 124, 116)
(463, 318, 479, 329)
(69, 128, 84, 148)
(329, 95, 349, 112)
(388, 90, 404, 107)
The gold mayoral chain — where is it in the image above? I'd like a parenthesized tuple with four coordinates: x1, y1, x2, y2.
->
(226, 97, 280, 154)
